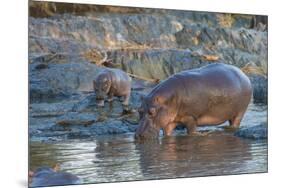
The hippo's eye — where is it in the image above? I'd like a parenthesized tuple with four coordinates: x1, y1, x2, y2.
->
(148, 107, 156, 116)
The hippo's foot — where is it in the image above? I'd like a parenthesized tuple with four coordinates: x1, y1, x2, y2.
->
(121, 105, 136, 115)
(223, 126, 239, 132)
(189, 131, 210, 136)
(122, 108, 136, 115)
(107, 98, 113, 102)
(97, 103, 105, 107)
(96, 100, 105, 107)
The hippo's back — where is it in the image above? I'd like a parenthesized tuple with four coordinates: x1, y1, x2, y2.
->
(175, 63, 252, 95)
(106, 68, 131, 82)
(174, 63, 252, 120)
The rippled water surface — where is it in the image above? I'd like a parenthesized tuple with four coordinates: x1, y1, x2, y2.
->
(30, 103, 267, 184)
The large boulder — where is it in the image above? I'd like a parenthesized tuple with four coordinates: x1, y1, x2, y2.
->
(175, 25, 267, 69)
(110, 48, 211, 80)
(29, 61, 101, 102)
(249, 74, 268, 104)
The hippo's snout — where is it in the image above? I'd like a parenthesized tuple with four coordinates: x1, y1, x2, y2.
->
(135, 118, 159, 140)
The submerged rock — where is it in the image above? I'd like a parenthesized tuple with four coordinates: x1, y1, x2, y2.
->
(234, 123, 268, 139)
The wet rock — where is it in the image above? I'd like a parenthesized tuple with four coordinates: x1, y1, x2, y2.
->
(175, 25, 267, 69)
(29, 9, 267, 104)
(29, 62, 101, 102)
(67, 120, 137, 139)
(30, 102, 76, 117)
(55, 112, 97, 126)
(234, 123, 267, 139)
(130, 91, 146, 108)
(111, 48, 210, 80)
(35, 63, 49, 70)
(249, 74, 268, 104)
(72, 94, 96, 112)
(29, 78, 71, 103)
(29, 109, 139, 140)
(72, 89, 145, 113)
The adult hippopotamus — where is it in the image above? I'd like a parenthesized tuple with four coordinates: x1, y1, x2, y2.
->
(135, 63, 252, 139)
(94, 68, 132, 112)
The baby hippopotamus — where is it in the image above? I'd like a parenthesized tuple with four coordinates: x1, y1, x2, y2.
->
(29, 166, 81, 187)
(94, 68, 132, 112)
(135, 63, 252, 139)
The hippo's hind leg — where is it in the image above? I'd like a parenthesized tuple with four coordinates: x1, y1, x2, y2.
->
(122, 93, 130, 106)
(228, 111, 246, 130)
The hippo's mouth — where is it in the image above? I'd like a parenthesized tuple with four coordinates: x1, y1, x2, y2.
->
(135, 123, 159, 140)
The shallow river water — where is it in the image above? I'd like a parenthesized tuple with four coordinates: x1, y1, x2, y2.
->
(29, 103, 267, 184)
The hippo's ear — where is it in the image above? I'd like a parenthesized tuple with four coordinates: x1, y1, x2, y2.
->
(148, 107, 156, 116)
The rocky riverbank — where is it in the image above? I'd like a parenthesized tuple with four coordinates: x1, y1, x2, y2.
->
(29, 2, 268, 141)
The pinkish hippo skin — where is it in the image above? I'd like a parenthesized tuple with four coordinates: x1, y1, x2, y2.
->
(135, 63, 252, 139)
(94, 68, 131, 111)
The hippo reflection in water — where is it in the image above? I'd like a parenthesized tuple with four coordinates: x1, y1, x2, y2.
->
(135, 133, 252, 177)
(135, 63, 252, 139)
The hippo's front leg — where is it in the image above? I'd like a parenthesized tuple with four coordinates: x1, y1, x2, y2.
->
(122, 93, 131, 114)
(182, 116, 200, 135)
(107, 92, 114, 102)
(163, 123, 177, 136)
(183, 116, 209, 136)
